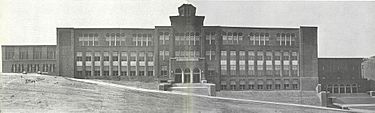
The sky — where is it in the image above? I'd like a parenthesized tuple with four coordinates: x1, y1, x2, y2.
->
(0, 0, 375, 58)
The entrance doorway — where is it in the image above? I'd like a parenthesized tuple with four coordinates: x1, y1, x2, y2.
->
(174, 68, 201, 83)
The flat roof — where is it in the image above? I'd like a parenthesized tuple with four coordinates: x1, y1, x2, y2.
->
(2, 45, 56, 47)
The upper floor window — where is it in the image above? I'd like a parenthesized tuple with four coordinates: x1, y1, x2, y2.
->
(206, 50, 216, 60)
(175, 32, 199, 46)
(33, 47, 42, 59)
(274, 51, 281, 60)
(47, 47, 56, 59)
(19, 48, 28, 60)
(79, 33, 99, 46)
(5, 48, 15, 60)
(283, 51, 290, 60)
(230, 51, 236, 60)
(206, 32, 216, 45)
(248, 51, 255, 60)
(132, 33, 152, 46)
(257, 51, 264, 61)
(222, 32, 241, 45)
(277, 33, 296, 46)
(221, 51, 227, 60)
(159, 32, 170, 45)
(265, 51, 272, 60)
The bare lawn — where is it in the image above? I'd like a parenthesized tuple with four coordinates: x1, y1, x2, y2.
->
(0, 73, 345, 113)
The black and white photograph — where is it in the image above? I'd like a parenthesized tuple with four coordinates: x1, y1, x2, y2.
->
(1, 0, 375, 112)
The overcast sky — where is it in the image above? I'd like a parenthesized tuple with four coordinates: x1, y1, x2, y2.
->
(1, 0, 374, 58)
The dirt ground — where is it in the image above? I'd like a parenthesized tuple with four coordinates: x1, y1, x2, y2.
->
(0, 73, 346, 113)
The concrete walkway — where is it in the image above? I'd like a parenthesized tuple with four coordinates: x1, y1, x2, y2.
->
(65, 77, 350, 112)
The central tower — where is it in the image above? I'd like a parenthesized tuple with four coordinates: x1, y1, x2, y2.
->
(168, 4, 206, 83)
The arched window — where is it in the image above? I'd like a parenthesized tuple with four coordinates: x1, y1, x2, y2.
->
(175, 68, 182, 74)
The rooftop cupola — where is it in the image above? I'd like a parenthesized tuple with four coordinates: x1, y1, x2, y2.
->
(178, 4, 196, 16)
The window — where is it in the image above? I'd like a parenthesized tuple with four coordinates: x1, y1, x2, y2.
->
(249, 84, 255, 89)
(77, 71, 83, 76)
(284, 80, 290, 89)
(85, 71, 91, 76)
(103, 71, 109, 76)
(276, 33, 281, 45)
(32, 47, 42, 59)
(76, 52, 83, 61)
(266, 84, 272, 90)
(249, 33, 255, 45)
(239, 60, 246, 75)
(221, 51, 228, 75)
(291, 33, 296, 46)
(121, 71, 127, 76)
(260, 33, 265, 45)
(293, 83, 298, 90)
(206, 32, 215, 45)
(221, 82, 227, 90)
(94, 52, 100, 61)
(5, 48, 14, 60)
(291, 52, 298, 60)
(239, 84, 245, 90)
(120, 33, 126, 46)
(206, 50, 215, 60)
(257, 51, 263, 61)
(275, 84, 281, 89)
(79, 33, 98, 46)
(257, 84, 263, 89)
(248, 51, 255, 60)
(47, 47, 56, 59)
(161, 66, 168, 76)
(132, 34, 137, 46)
(283, 52, 290, 60)
(265, 33, 270, 45)
(139, 70, 145, 76)
(286, 33, 291, 46)
(138, 52, 145, 61)
(94, 71, 100, 76)
(103, 52, 110, 61)
(85, 52, 91, 61)
(147, 34, 153, 46)
(222, 32, 228, 45)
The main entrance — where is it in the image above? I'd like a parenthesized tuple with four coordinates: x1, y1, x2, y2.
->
(174, 68, 201, 83)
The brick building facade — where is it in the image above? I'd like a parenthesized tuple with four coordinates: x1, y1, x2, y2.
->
(318, 58, 371, 93)
(2, 45, 57, 75)
(2, 4, 319, 91)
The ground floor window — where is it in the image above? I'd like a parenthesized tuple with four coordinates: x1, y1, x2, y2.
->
(221, 85, 227, 90)
(147, 71, 153, 76)
(121, 71, 127, 76)
(275, 84, 281, 89)
(346, 85, 351, 93)
(266, 84, 272, 90)
(339, 84, 345, 93)
(94, 71, 100, 76)
(130, 71, 136, 76)
(249, 85, 254, 89)
(77, 71, 82, 76)
(334, 85, 339, 93)
(257, 85, 263, 90)
(103, 71, 109, 76)
(113, 71, 118, 76)
(284, 84, 289, 89)
(230, 85, 236, 90)
(161, 70, 168, 76)
(239, 85, 245, 90)
(85, 71, 91, 76)
(139, 71, 144, 76)
(292, 84, 298, 89)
